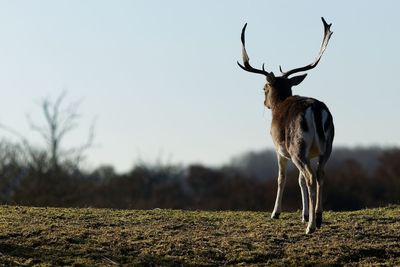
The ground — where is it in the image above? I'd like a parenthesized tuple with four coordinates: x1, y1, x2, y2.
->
(0, 205, 399, 266)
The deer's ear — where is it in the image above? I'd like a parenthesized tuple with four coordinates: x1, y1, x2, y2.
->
(267, 72, 275, 84)
(289, 74, 307, 86)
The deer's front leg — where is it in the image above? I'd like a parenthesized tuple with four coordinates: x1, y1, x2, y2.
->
(271, 155, 288, 219)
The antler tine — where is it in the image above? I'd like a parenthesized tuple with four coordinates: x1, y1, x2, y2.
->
(237, 23, 269, 76)
(279, 65, 284, 74)
(281, 17, 333, 78)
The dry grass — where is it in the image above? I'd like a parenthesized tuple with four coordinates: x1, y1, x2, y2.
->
(0, 205, 399, 266)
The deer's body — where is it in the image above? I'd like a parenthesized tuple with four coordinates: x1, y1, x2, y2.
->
(269, 94, 334, 233)
(271, 96, 333, 161)
(238, 17, 334, 234)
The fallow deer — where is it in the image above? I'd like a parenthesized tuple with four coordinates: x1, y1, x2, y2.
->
(238, 17, 334, 234)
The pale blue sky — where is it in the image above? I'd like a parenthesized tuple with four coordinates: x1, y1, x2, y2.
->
(0, 1, 399, 172)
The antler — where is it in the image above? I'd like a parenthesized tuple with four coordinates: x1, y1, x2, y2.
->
(237, 23, 269, 76)
(280, 17, 333, 78)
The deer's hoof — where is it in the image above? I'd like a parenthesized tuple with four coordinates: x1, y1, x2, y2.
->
(306, 226, 316, 234)
(271, 212, 280, 219)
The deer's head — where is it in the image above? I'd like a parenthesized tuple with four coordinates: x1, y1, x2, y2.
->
(238, 17, 333, 109)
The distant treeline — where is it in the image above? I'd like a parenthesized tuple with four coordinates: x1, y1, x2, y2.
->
(229, 147, 385, 180)
(0, 140, 399, 211)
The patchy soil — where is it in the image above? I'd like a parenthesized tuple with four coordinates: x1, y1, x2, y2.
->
(0, 205, 399, 266)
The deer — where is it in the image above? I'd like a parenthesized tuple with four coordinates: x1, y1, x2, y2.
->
(237, 17, 334, 234)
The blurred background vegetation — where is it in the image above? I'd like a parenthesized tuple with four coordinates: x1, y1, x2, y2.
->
(0, 93, 398, 211)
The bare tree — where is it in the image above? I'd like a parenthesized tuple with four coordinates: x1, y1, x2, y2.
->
(0, 91, 95, 171)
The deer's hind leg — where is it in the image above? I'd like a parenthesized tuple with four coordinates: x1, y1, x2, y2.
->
(298, 172, 309, 223)
(315, 141, 333, 228)
(290, 137, 317, 234)
(293, 158, 317, 234)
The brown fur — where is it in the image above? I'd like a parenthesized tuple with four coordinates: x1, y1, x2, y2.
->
(271, 95, 333, 158)
(265, 75, 334, 234)
(238, 17, 334, 234)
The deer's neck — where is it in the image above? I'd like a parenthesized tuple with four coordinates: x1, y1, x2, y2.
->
(270, 90, 292, 110)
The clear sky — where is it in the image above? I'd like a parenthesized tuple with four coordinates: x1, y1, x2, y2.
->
(0, 1, 399, 172)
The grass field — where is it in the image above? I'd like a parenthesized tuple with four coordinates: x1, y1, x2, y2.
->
(0, 205, 399, 266)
